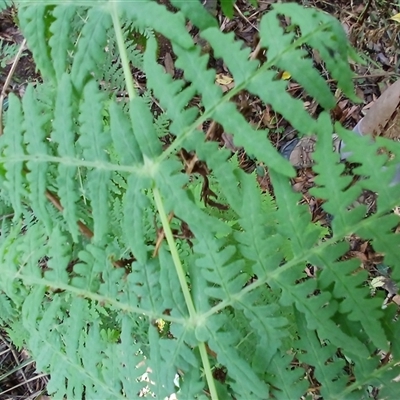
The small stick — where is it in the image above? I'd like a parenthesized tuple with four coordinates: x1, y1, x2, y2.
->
(45, 190, 94, 240)
(0, 332, 34, 394)
(234, 3, 259, 32)
(153, 212, 174, 257)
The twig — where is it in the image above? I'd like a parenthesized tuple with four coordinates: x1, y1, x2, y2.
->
(0, 213, 14, 221)
(250, 40, 262, 61)
(0, 332, 33, 394)
(153, 212, 174, 257)
(45, 190, 94, 240)
(357, 0, 373, 26)
(0, 373, 48, 397)
(0, 38, 26, 136)
(234, 3, 259, 32)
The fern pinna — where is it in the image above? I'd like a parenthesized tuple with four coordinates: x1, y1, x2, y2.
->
(0, 1, 400, 398)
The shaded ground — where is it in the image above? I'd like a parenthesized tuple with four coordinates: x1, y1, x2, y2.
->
(0, 0, 399, 398)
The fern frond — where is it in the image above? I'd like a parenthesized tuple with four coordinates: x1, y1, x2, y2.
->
(70, 7, 112, 90)
(170, 0, 218, 30)
(23, 84, 52, 232)
(239, 288, 288, 368)
(147, 325, 179, 399)
(268, 350, 309, 400)
(51, 73, 80, 241)
(155, 159, 229, 238)
(1, 94, 26, 218)
(0, 292, 15, 324)
(130, 97, 162, 159)
(109, 101, 142, 165)
(310, 114, 363, 233)
(277, 273, 370, 358)
(128, 259, 163, 314)
(19, 4, 56, 81)
(337, 124, 400, 213)
(122, 174, 152, 264)
(294, 308, 348, 397)
(159, 246, 188, 318)
(48, 5, 77, 81)
(118, 0, 193, 50)
(270, 169, 320, 257)
(143, 35, 198, 138)
(271, 3, 359, 101)
(205, 314, 270, 399)
(44, 227, 71, 286)
(315, 243, 387, 350)
(78, 80, 111, 242)
(3, 1, 400, 398)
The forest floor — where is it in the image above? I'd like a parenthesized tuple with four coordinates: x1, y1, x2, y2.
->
(0, 0, 399, 398)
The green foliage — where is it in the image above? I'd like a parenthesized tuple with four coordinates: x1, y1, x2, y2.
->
(0, 38, 24, 69)
(1, 1, 400, 398)
(0, 0, 12, 12)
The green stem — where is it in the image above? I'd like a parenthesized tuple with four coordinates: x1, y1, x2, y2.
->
(110, 3, 136, 100)
(152, 187, 196, 318)
(199, 342, 219, 400)
(152, 187, 219, 400)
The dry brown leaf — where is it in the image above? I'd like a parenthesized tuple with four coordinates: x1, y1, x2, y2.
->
(164, 52, 174, 77)
(359, 80, 400, 138)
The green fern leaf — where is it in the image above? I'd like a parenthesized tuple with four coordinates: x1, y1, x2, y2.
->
(332, 126, 400, 273)
(0, 221, 27, 304)
(159, 246, 188, 317)
(240, 289, 288, 368)
(260, 11, 331, 109)
(51, 73, 80, 241)
(71, 245, 103, 292)
(109, 101, 142, 165)
(19, 5, 56, 81)
(278, 275, 369, 358)
(130, 97, 162, 159)
(148, 324, 180, 399)
(0, 292, 15, 324)
(23, 84, 52, 232)
(78, 80, 111, 242)
(123, 174, 151, 264)
(118, 0, 193, 50)
(49, 5, 77, 80)
(270, 169, 320, 257)
(310, 114, 363, 232)
(118, 315, 148, 398)
(294, 308, 348, 397)
(128, 259, 163, 314)
(215, 102, 295, 176)
(201, 19, 320, 134)
(198, 241, 247, 301)
(155, 159, 229, 238)
(271, 3, 359, 102)
(143, 35, 198, 138)
(316, 243, 387, 350)
(268, 350, 308, 400)
(1, 94, 26, 218)
(231, 169, 284, 276)
(201, 28, 258, 83)
(205, 314, 270, 399)
(337, 124, 400, 213)
(179, 369, 206, 399)
(170, 0, 218, 30)
(44, 227, 71, 286)
(71, 7, 112, 90)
